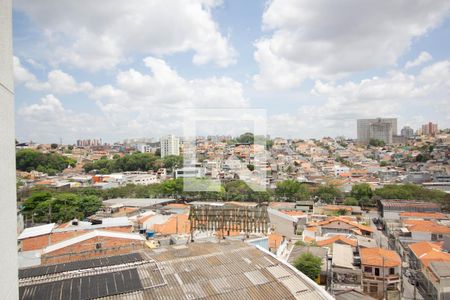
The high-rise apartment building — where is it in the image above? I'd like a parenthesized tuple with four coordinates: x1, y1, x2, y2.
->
(421, 122, 438, 136)
(401, 126, 414, 138)
(160, 134, 180, 157)
(76, 139, 103, 147)
(357, 118, 397, 144)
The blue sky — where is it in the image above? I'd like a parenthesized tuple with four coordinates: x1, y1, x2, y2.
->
(12, 0, 450, 143)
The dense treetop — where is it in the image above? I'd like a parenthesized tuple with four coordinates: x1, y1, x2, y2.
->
(16, 149, 76, 175)
(83, 153, 183, 174)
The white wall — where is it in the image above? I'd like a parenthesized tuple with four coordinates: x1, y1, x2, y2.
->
(0, 0, 18, 298)
(411, 231, 432, 241)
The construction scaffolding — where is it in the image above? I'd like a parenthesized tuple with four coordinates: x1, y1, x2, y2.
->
(189, 205, 270, 240)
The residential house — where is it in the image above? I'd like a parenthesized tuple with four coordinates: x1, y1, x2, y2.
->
(423, 261, 450, 300)
(331, 243, 362, 293)
(402, 220, 450, 242)
(360, 248, 401, 299)
(287, 245, 328, 285)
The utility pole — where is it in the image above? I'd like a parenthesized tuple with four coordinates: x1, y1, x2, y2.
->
(383, 256, 386, 300)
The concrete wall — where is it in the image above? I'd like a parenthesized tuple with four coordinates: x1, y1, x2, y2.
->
(0, 0, 18, 298)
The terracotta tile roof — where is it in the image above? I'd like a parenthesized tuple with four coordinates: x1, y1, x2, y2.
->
(360, 248, 401, 267)
(281, 210, 305, 217)
(405, 220, 450, 234)
(314, 217, 374, 233)
(303, 236, 316, 243)
(305, 226, 318, 232)
(316, 235, 357, 247)
(409, 241, 444, 258)
(419, 250, 450, 267)
(400, 212, 447, 219)
(409, 241, 450, 267)
(35, 180, 54, 185)
(323, 205, 352, 212)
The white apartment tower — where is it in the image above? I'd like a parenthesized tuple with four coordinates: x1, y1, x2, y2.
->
(160, 134, 180, 157)
(357, 118, 397, 144)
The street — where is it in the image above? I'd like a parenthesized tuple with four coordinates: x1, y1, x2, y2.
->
(365, 211, 424, 300)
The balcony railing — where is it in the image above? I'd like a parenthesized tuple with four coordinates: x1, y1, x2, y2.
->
(363, 273, 400, 282)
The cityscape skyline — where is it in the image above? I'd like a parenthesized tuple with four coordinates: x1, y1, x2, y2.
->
(19, 118, 446, 145)
(12, 1, 450, 143)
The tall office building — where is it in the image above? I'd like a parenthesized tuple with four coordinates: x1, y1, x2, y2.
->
(421, 122, 438, 136)
(160, 134, 180, 157)
(357, 118, 397, 144)
(401, 126, 414, 138)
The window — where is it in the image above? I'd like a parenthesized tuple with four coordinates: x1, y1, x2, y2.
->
(375, 268, 380, 276)
(389, 268, 395, 275)
(95, 242, 102, 249)
(364, 266, 372, 273)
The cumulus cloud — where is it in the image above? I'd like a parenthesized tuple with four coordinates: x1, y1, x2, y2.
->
(405, 51, 433, 69)
(253, 0, 450, 90)
(18, 94, 108, 142)
(88, 57, 249, 135)
(14, 57, 93, 94)
(17, 57, 249, 142)
(13, 56, 37, 83)
(270, 60, 450, 137)
(14, 0, 237, 71)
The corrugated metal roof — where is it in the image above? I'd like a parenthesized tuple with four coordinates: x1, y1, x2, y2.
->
(18, 223, 55, 240)
(19, 241, 333, 300)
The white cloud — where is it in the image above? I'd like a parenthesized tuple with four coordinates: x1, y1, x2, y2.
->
(14, 0, 236, 71)
(14, 57, 93, 94)
(17, 57, 249, 142)
(89, 57, 249, 136)
(405, 51, 433, 69)
(254, 0, 450, 90)
(276, 60, 450, 137)
(13, 56, 37, 83)
(18, 94, 108, 143)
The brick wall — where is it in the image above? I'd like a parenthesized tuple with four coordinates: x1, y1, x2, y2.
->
(21, 225, 132, 251)
(41, 236, 144, 265)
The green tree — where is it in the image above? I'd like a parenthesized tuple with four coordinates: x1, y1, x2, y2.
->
(16, 149, 75, 174)
(247, 164, 255, 171)
(350, 183, 373, 201)
(163, 155, 183, 171)
(236, 132, 254, 144)
(21, 191, 52, 217)
(275, 180, 309, 201)
(314, 184, 341, 203)
(369, 139, 385, 147)
(293, 252, 322, 280)
(50, 143, 58, 149)
(343, 197, 358, 206)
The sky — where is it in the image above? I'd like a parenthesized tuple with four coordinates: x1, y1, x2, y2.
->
(12, 0, 450, 144)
